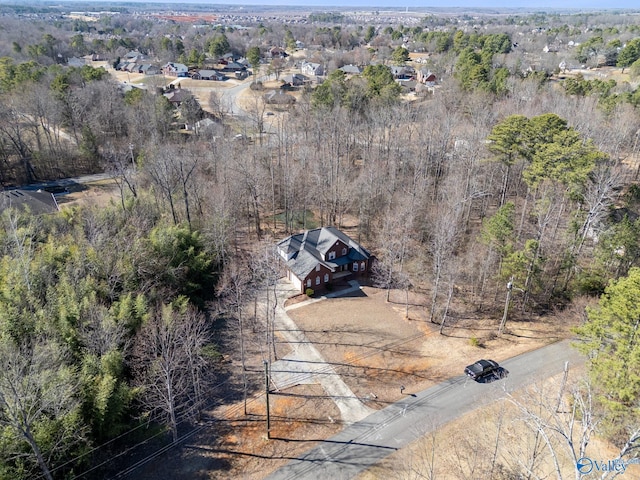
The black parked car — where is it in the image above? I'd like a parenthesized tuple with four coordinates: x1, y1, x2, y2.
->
(464, 359, 500, 380)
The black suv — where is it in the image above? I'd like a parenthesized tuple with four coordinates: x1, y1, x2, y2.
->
(464, 359, 500, 380)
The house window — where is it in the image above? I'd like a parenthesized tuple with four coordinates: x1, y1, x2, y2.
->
(324, 273, 329, 282)
(328, 251, 336, 260)
(316, 264, 320, 272)
(342, 248, 347, 256)
(361, 261, 365, 271)
(353, 262, 359, 272)
(316, 276, 320, 285)
(307, 279, 311, 288)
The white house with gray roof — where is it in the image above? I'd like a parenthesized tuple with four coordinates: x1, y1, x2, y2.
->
(277, 227, 371, 293)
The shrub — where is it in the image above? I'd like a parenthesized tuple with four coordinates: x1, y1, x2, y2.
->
(469, 336, 482, 348)
(305, 288, 314, 297)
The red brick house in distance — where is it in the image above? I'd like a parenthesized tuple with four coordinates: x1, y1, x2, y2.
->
(277, 227, 371, 293)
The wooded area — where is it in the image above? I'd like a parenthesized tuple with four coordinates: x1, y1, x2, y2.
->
(1, 4, 640, 478)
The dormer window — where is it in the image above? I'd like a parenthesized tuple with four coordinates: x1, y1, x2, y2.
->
(328, 251, 336, 260)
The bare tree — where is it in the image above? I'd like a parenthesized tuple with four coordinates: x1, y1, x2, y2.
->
(133, 303, 210, 442)
(104, 143, 138, 212)
(0, 338, 83, 480)
(217, 256, 253, 413)
(78, 302, 128, 357)
(250, 241, 281, 363)
(176, 148, 200, 230)
(207, 90, 231, 122)
(246, 90, 267, 141)
(143, 144, 201, 228)
(0, 95, 37, 183)
(426, 179, 466, 325)
(372, 204, 413, 305)
(508, 375, 600, 480)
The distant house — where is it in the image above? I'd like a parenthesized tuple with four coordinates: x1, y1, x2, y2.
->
(301, 61, 324, 77)
(219, 52, 241, 64)
(221, 62, 247, 73)
(281, 73, 309, 87)
(269, 46, 288, 59)
(192, 69, 226, 81)
(124, 50, 145, 62)
(163, 88, 191, 106)
(236, 57, 250, 68)
(139, 64, 160, 75)
(417, 68, 437, 85)
(162, 62, 189, 77)
(277, 226, 372, 294)
(397, 79, 418, 93)
(0, 189, 60, 215)
(390, 65, 414, 79)
(264, 90, 296, 105)
(339, 64, 362, 75)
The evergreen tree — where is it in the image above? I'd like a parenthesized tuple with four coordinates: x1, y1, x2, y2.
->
(574, 267, 640, 439)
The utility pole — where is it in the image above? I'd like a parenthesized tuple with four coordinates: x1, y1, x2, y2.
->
(499, 277, 513, 335)
(264, 360, 271, 439)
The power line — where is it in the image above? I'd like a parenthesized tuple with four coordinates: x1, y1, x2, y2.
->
(104, 325, 432, 479)
(40, 294, 433, 479)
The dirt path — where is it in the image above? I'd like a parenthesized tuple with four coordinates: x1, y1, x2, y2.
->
(271, 281, 376, 424)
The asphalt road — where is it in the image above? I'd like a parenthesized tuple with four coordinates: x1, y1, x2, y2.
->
(9, 173, 114, 193)
(220, 73, 273, 116)
(265, 340, 584, 480)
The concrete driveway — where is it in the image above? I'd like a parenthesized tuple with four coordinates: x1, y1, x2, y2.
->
(270, 280, 376, 425)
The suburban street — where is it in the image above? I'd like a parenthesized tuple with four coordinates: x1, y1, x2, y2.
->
(219, 73, 273, 116)
(265, 340, 584, 480)
(13, 173, 114, 192)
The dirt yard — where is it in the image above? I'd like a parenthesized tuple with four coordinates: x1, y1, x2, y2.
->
(55, 179, 121, 209)
(286, 286, 571, 410)
(128, 281, 577, 480)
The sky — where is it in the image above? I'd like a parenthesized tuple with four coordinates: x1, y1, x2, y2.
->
(146, 0, 639, 8)
(67, 0, 639, 8)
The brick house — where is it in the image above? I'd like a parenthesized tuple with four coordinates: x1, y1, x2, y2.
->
(277, 227, 371, 293)
(417, 68, 437, 85)
(162, 62, 189, 77)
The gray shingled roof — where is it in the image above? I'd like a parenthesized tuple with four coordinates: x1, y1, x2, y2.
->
(277, 226, 370, 280)
(0, 189, 60, 215)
